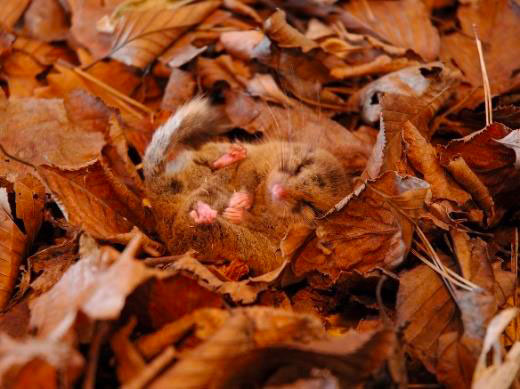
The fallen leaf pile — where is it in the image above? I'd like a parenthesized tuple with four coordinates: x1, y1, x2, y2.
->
(0, 0, 520, 388)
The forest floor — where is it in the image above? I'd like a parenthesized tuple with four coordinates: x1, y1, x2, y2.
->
(0, 0, 520, 388)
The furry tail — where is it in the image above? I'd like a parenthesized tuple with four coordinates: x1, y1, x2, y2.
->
(143, 97, 222, 182)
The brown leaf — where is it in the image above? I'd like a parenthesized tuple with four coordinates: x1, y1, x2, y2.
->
(348, 63, 460, 124)
(23, 0, 68, 42)
(29, 235, 167, 338)
(0, 96, 106, 182)
(29, 238, 78, 296)
(436, 332, 478, 388)
(397, 233, 514, 376)
(495, 129, 520, 169)
(220, 329, 396, 388)
(14, 174, 45, 245)
(149, 307, 326, 388)
(197, 55, 250, 90)
(0, 0, 31, 29)
(246, 73, 294, 106)
(0, 301, 30, 338)
(376, 89, 453, 175)
(396, 261, 459, 372)
(42, 62, 141, 120)
(472, 308, 520, 389)
(38, 165, 135, 239)
(330, 55, 416, 80)
(161, 68, 196, 111)
(263, 9, 318, 53)
(402, 121, 471, 206)
(0, 49, 45, 97)
(344, 0, 440, 61)
(107, 1, 221, 68)
(219, 30, 266, 60)
(439, 122, 520, 223)
(223, 0, 262, 24)
(0, 333, 83, 387)
(0, 188, 27, 310)
(290, 172, 430, 283)
(169, 254, 288, 304)
(136, 308, 228, 359)
(138, 275, 224, 331)
(110, 318, 146, 384)
(68, 0, 124, 59)
(440, 0, 520, 106)
(12, 36, 74, 66)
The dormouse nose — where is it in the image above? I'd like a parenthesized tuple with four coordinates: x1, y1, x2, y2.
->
(270, 183, 287, 201)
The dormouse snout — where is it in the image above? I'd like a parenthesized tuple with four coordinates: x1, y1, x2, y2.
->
(270, 183, 288, 201)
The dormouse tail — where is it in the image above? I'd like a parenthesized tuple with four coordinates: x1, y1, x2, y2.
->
(143, 97, 221, 182)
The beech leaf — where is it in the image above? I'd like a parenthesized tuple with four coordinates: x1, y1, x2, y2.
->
(106, 1, 221, 68)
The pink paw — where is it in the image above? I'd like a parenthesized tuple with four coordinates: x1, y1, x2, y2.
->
(189, 201, 217, 225)
(223, 192, 252, 224)
(223, 207, 245, 224)
(211, 144, 247, 169)
(228, 191, 253, 210)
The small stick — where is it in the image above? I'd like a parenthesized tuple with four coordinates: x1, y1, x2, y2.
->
(83, 321, 111, 389)
(121, 346, 176, 389)
(473, 24, 493, 126)
(513, 228, 519, 340)
(57, 61, 154, 116)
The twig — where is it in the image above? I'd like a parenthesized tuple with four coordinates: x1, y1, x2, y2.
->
(57, 61, 154, 118)
(514, 228, 519, 340)
(121, 346, 176, 389)
(83, 321, 112, 389)
(473, 24, 493, 125)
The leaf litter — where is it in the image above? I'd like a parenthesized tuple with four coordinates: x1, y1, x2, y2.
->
(0, 0, 520, 388)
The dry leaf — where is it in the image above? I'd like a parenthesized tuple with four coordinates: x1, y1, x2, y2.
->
(396, 260, 458, 371)
(440, 0, 520, 106)
(219, 30, 266, 60)
(161, 68, 196, 111)
(472, 308, 520, 389)
(263, 10, 318, 53)
(29, 235, 167, 339)
(348, 63, 460, 124)
(0, 0, 31, 29)
(137, 274, 224, 331)
(439, 122, 520, 224)
(14, 175, 45, 245)
(344, 0, 440, 61)
(169, 254, 288, 304)
(38, 165, 136, 239)
(402, 121, 471, 206)
(149, 307, 325, 388)
(0, 188, 27, 310)
(246, 73, 294, 106)
(111, 318, 146, 384)
(0, 96, 106, 182)
(0, 333, 83, 387)
(496, 129, 520, 169)
(377, 89, 453, 175)
(23, 0, 68, 42)
(106, 1, 221, 68)
(290, 172, 430, 284)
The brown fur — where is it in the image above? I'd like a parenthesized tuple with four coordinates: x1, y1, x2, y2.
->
(144, 99, 353, 274)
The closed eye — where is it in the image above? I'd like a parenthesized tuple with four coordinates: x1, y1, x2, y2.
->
(294, 159, 314, 176)
(300, 199, 324, 216)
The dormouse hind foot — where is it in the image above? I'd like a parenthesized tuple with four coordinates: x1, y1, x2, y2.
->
(190, 201, 218, 225)
(211, 144, 247, 169)
(223, 191, 252, 224)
